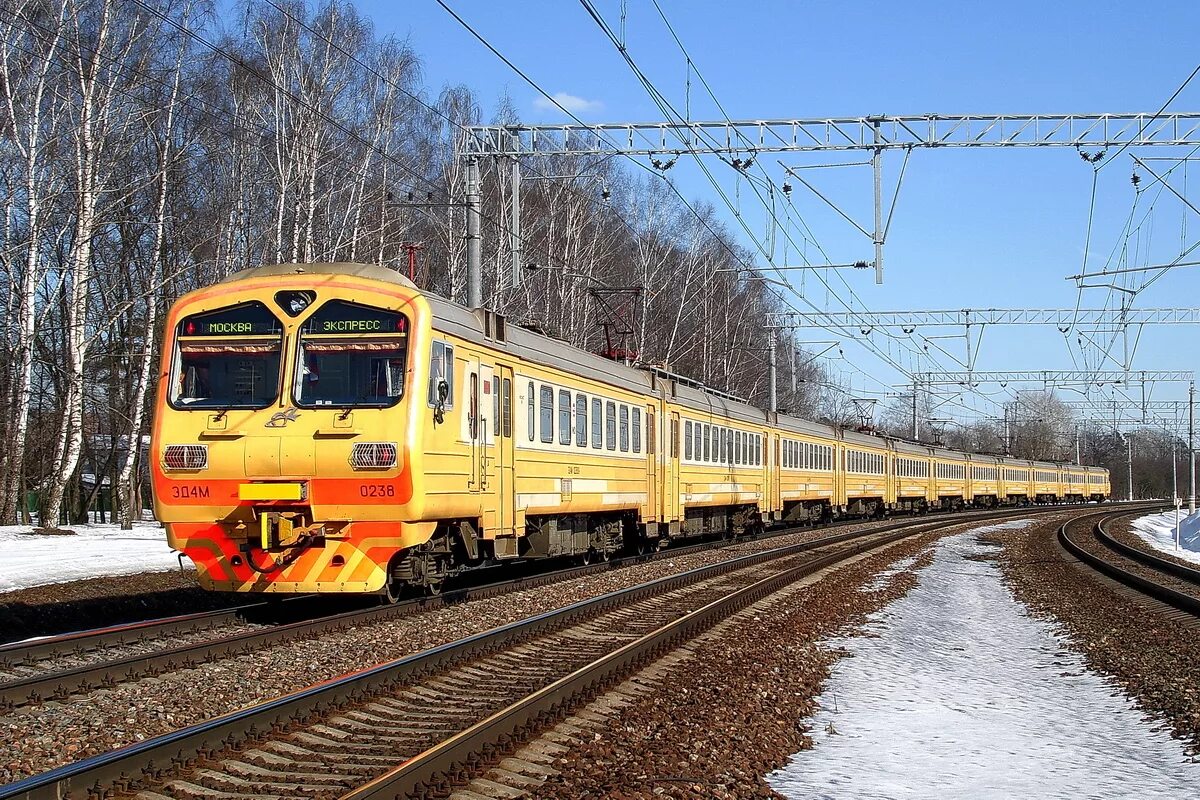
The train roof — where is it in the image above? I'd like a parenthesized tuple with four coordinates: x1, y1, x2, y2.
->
(221, 261, 420, 288)
(232, 264, 1099, 471)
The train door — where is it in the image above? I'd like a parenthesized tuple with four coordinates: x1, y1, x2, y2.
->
(464, 357, 482, 494)
(771, 434, 781, 517)
(646, 405, 658, 524)
(672, 412, 681, 525)
(477, 365, 496, 532)
(495, 365, 516, 536)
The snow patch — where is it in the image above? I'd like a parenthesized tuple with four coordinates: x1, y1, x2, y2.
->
(1130, 511, 1200, 565)
(769, 520, 1197, 799)
(0, 522, 187, 594)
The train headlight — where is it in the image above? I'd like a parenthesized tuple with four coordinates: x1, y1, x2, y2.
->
(163, 444, 208, 470)
(351, 442, 398, 469)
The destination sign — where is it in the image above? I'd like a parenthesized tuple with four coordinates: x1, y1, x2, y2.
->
(301, 300, 407, 335)
(180, 302, 281, 337)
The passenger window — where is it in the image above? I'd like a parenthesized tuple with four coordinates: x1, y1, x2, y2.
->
(502, 379, 512, 438)
(703, 424, 711, 461)
(591, 398, 603, 448)
(606, 402, 617, 451)
(575, 395, 587, 447)
(693, 425, 701, 461)
(735, 432, 742, 465)
(685, 421, 693, 460)
(492, 373, 500, 438)
(632, 408, 642, 453)
(469, 373, 479, 440)
(558, 389, 571, 445)
(526, 381, 535, 442)
(619, 405, 629, 452)
(540, 385, 554, 443)
(427, 342, 455, 408)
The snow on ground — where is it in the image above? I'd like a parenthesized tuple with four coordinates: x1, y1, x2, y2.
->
(1130, 511, 1200, 566)
(768, 520, 1197, 800)
(0, 522, 186, 594)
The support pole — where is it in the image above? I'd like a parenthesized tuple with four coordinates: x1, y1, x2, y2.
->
(911, 381, 919, 440)
(1004, 410, 1011, 456)
(1075, 426, 1080, 464)
(510, 156, 522, 287)
(768, 329, 778, 414)
(872, 119, 883, 285)
(466, 155, 483, 309)
(1172, 438, 1178, 504)
(1126, 433, 1134, 501)
(1190, 381, 1196, 513)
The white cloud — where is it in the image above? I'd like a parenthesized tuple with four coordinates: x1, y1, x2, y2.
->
(533, 92, 604, 115)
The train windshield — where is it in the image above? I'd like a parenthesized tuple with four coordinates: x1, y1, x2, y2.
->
(172, 302, 283, 409)
(295, 300, 409, 408)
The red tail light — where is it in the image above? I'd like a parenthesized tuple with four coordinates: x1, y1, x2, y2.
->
(351, 442, 398, 469)
(163, 444, 208, 470)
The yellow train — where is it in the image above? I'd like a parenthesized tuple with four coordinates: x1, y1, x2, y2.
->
(151, 263, 1110, 598)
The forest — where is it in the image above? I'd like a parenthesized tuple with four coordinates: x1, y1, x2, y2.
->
(0, 0, 1178, 528)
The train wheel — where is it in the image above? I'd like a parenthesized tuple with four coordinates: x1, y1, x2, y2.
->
(378, 579, 403, 605)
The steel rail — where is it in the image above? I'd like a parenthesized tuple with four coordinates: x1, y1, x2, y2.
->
(0, 502, 1089, 709)
(0, 504, 1121, 800)
(1058, 509, 1200, 616)
(0, 521, 825, 709)
(1093, 514, 1200, 587)
(0, 592, 330, 662)
(341, 527, 918, 800)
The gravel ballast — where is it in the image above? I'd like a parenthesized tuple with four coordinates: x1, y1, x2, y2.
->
(985, 513, 1200, 756)
(0, 520, 904, 783)
(0, 569, 244, 644)
(527, 529, 950, 798)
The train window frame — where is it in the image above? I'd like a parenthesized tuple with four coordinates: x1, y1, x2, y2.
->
(171, 300, 285, 412)
(502, 378, 512, 438)
(685, 421, 693, 460)
(469, 373, 479, 440)
(734, 432, 742, 465)
(693, 424, 701, 462)
(540, 385, 554, 444)
(426, 342, 455, 409)
(591, 398, 603, 448)
(526, 381, 535, 442)
(619, 405, 630, 452)
(491, 371, 500, 438)
(703, 424, 711, 462)
(632, 407, 642, 453)
(605, 401, 617, 451)
(558, 389, 572, 446)
(575, 394, 588, 447)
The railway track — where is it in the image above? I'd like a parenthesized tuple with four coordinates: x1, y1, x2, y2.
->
(0, 503, 1101, 711)
(1058, 508, 1200, 619)
(1, 504, 1114, 800)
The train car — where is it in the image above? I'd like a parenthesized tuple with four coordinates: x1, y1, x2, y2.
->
(968, 454, 1002, 507)
(1062, 464, 1089, 502)
(1085, 465, 1111, 501)
(892, 440, 933, 514)
(673, 382, 769, 540)
(841, 429, 890, 518)
(931, 447, 969, 510)
(153, 262, 1109, 598)
(1032, 462, 1062, 503)
(999, 459, 1034, 505)
(775, 416, 838, 524)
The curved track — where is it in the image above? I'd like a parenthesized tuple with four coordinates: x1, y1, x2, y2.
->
(0, 504, 1119, 800)
(1058, 508, 1200, 617)
(0, 503, 1103, 710)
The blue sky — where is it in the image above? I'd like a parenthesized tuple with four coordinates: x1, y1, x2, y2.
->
(355, 0, 1200, 425)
